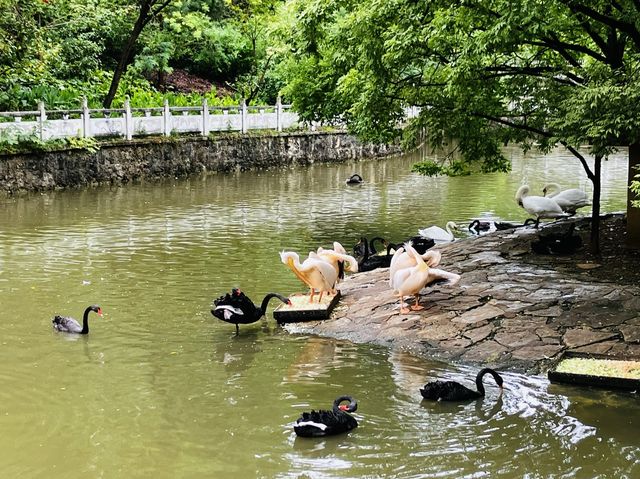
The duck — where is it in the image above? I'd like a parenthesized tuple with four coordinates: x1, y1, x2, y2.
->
(346, 174, 363, 185)
(515, 185, 568, 227)
(293, 395, 358, 437)
(390, 242, 461, 314)
(542, 183, 591, 215)
(418, 221, 458, 243)
(420, 368, 504, 401)
(531, 223, 583, 255)
(211, 288, 291, 334)
(280, 250, 339, 303)
(354, 237, 393, 272)
(52, 305, 103, 334)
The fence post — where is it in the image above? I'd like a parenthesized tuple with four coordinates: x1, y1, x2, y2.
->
(163, 99, 171, 136)
(241, 98, 247, 133)
(124, 96, 133, 140)
(276, 96, 282, 132)
(38, 101, 46, 141)
(202, 97, 209, 137)
(81, 97, 92, 138)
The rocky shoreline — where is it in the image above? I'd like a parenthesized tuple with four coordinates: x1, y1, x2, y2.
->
(284, 215, 640, 374)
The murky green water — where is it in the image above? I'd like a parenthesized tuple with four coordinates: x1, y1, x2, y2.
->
(0, 146, 638, 478)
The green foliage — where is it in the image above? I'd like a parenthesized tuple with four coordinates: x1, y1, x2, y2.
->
(0, 128, 99, 155)
(632, 166, 640, 208)
(282, 0, 640, 179)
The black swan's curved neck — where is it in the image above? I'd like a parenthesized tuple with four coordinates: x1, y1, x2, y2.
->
(475, 368, 503, 396)
(81, 306, 93, 334)
(259, 293, 289, 315)
(333, 395, 357, 413)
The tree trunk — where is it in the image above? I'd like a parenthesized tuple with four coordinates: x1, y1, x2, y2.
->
(103, 2, 154, 109)
(627, 142, 640, 249)
(590, 154, 602, 255)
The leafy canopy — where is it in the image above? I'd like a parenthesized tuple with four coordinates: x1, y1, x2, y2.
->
(283, 0, 640, 176)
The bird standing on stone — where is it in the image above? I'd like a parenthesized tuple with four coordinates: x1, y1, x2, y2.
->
(515, 185, 568, 227)
(542, 183, 591, 215)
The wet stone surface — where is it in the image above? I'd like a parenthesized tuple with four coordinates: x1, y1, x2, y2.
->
(284, 216, 640, 374)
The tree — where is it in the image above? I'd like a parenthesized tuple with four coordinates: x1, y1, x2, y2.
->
(103, 0, 175, 108)
(283, 0, 640, 253)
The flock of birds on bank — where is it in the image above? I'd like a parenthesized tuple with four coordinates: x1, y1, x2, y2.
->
(50, 174, 586, 438)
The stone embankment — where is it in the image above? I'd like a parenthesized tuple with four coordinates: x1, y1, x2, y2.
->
(0, 131, 398, 193)
(284, 217, 640, 373)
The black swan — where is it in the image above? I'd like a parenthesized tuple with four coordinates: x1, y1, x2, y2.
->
(346, 174, 363, 185)
(52, 305, 102, 334)
(353, 236, 386, 258)
(211, 288, 291, 334)
(388, 236, 435, 255)
(420, 368, 504, 401)
(470, 219, 537, 234)
(294, 395, 358, 437)
(354, 237, 392, 272)
(468, 219, 494, 234)
(531, 223, 583, 255)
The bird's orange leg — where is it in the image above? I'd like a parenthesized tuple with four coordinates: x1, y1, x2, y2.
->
(399, 294, 410, 314)
(308, 288, 316, 303)
(410, 294, 424, 311)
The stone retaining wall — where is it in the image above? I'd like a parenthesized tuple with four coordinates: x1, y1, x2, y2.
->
(0, 132, 398, 193)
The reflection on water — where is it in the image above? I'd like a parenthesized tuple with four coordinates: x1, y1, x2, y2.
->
(0, 146, 637, 478)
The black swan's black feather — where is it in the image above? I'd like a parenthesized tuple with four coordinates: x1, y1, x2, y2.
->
(420, 368, 503, 402)
(294, 396, 358, 437)
(354, 237, 392, 272)
(52, 305, 102, 334)
(211, 289, 290, 333)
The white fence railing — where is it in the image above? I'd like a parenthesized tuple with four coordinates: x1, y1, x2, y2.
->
(0, 97, 301, 141)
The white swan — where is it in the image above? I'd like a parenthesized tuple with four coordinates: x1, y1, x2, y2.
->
(390, 243, 461, 314)
(542, 183, 591, 215)
(280, 251, 339, 303)
(515, 185, 568, 226)
(418, 221, 458, 243)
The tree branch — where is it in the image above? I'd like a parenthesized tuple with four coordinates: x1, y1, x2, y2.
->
(559, 0, 640, 50)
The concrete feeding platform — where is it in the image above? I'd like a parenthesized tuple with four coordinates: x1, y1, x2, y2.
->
(274, 291, 341, 323)
(548, 351, 640, 391)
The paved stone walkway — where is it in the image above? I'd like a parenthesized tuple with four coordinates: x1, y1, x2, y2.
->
(284, 217, 640, 373)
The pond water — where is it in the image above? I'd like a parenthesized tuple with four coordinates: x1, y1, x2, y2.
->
(0, 145, 638, 478)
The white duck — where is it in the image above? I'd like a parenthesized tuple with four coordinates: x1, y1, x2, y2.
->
(280, 251, 339, 303)
(542, 183, 591, 215)
(418, 221, 458, 243)
(390, 243, 461, 314)
(515, 185, 568, 226)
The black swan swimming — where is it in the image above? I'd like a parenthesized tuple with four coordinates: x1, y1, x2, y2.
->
(420, 368, 504, 401)
(211, 288, 291, 334)
(346, 174, 363, 185)
(354, 237, 392, 272)
(52, 305, 102, 334)
(294, 395, 358, 437)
